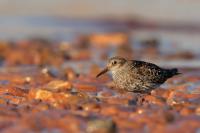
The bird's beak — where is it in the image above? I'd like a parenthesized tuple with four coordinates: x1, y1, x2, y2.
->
(96, 67, 109, 78)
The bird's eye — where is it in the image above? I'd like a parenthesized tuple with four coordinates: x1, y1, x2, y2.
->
(112, 61, 117, 65)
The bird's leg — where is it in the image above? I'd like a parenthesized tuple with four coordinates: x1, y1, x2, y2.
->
(131, 92, 148, 105)
(150, 90, 166, 103)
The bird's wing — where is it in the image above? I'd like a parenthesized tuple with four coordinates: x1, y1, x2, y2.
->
(130, 60, 166, 83)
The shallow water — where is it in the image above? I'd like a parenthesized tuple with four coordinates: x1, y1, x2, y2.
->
(1, 16, 200, 66)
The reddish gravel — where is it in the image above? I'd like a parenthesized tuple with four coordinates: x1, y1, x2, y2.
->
(0, 36, 199, 133)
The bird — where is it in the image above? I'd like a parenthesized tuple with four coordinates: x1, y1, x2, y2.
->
(96, 56, 180, 93)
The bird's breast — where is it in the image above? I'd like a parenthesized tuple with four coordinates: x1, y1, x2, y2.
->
(112, 69, 135, 89)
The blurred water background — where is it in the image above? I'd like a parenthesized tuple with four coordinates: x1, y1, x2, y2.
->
(0, 0, 200, 58)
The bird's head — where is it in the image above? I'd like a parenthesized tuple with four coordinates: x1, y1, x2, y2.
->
(96, 56, 126, 78)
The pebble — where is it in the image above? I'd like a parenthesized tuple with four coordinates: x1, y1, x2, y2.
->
(87, 119, 117, 133)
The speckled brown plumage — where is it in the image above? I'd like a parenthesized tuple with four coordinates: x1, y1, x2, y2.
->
(96, 56, 180, 93)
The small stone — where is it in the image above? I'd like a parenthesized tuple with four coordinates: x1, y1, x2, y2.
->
(41, 67, 59, 78)
(101, 106, 118, 116)
(25, 77, 32, 83)
(164, 111, 175, 123)
(0, 97, 8, 104)
(180, 107, 195, 116)
(196, 107, 200, 116)
(87, 119, 117, 133)
(35, 89, 53, 101)
(74, 83, 98, 92)
(1, 94, 26, 105)
(63, 67, 78, 80)
(82, 103, 100, 112)
(44, 80, 72, 92)
(28, 89, 71, 108)
(128, 99, 137, 106)
(137, 109, 145, 114)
